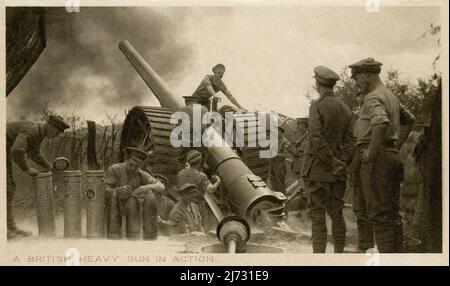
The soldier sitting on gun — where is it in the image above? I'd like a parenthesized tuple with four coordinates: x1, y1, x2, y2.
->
(103, 147, 165, 240)
(169, 183, 204, 235)
(153, 174, 176, 236)
(192, 64, 245, 111)
(6, 115, 70, 240)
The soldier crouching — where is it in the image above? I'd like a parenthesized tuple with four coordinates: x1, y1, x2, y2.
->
(103, 147, 165, 240)
(169, 183, 204, 235)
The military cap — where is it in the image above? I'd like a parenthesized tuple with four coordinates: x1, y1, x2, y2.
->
(349, 58, 382, 78)
(177, 183, 199, 195)
(47, 115, 70, 132)
(186, 150, 202, 164)
(125, 147, 148, 165)
(313, 66, 340, 87)
(212, 63, 225, 73)
(154, 174, 168, 185)
(296, 117, 308, 124)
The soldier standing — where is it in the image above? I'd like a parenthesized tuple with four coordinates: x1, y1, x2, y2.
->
(192, 64, 244, 111)
(302, 66, 355, 253)
(6, 115, 70, 239)
(177, 150, 221, 231)
(291, 118, 309, 186)
(349, 58, 415, 253)
(269, 126, 291, 195)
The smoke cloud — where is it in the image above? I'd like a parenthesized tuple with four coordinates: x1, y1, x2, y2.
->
(6, 7, 193, 122)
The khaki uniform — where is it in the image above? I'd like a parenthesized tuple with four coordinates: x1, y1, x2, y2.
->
(177, 168, 215, 231)
(302, 91, 355, 253)
(270, 136, 291, 194)
(352, 87, 415, 253)
(169, 202, 203, 235)
(290, 131, 309, 187)
(157, 196, 175, 221)
(6, 121, 52, 230)
(192, 74, 231, 110)
(103, 163, 159, 238)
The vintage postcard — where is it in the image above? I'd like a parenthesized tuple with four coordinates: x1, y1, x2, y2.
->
(0, 0, 448, 267)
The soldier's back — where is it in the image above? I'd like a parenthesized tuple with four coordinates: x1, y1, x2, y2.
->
(313, 95, 352, 146)
(6, 120, 39, 142)
(177, 168, 210, 194)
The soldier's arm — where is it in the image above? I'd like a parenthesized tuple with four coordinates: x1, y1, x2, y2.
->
(28, 146, 52, 170)
(191, 204, 205, 233)
(102, 165, 125, 198)
(398, 103, 416, 149)
(341, 115, 356, 165)
(365, 94, 389, 160)
(10, 133, 32, 171)
(140, 170, 165, 192)
(203, 76, 217, 98)
(220, 81, 244, 109)
(196, 171, 220, 195)
(308, 104, 333, 168)
(169, 211, 188, 235)
(281, 138, 294, 156)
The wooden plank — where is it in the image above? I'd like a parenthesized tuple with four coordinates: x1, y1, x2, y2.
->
(250, 166, 272, 175)
(148, 122, 176, 130)
(154, 144, 181, 155)
(151, 129, 173, 137)
(148, 117, 175, 124)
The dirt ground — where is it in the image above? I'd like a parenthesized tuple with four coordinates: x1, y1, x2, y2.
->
(12, 205, 359, 254)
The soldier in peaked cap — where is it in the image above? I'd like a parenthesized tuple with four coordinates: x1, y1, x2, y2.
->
(302, 66, 356, 253)
(349, 58, 415, 253)
(103, 147, 164, 240)
(6, 115, 70, 239)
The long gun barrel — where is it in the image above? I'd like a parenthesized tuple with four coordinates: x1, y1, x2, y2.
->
(119, 40, 285, 226)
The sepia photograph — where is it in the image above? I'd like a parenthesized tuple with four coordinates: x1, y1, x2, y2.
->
(1, 0, 448, 267)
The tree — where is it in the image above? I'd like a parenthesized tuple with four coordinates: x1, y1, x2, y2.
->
(335, 68, 359, 112)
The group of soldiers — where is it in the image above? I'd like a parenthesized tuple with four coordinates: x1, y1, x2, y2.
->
(267, 58, 415, 253)
(5, 115, 222, 239)
(103, 147, 218, 238)
(6, 58, 420, 254)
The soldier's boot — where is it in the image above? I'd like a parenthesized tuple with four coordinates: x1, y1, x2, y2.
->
(311, 211, 327, 253)
(7, 189, 16, 232)
(330, 213, 346, 253)
(7, 227, 32, 240)
(6, 186, 32, 240)
(143, 193, 158, 240)
(393, 222, 405, 253)
(125, 197, 141, 240)
(374, 224, 396, 253)
(356, 219, 374, 252)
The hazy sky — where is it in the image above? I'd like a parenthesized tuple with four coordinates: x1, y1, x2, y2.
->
(6, 6, 441, 122)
